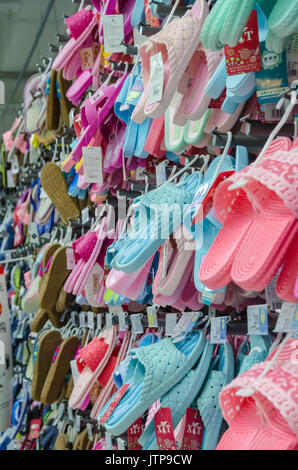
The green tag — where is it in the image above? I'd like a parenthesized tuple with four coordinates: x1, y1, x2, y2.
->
(256, 42, 288, 104)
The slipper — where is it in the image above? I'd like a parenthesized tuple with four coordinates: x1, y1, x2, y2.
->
(46, 69, 60, 131)
(195, 342, 235, 450)
(222, 72, 256, 115)
(40, 336, 80, 405)
(131, 0, 146, 27)
(268, 0, 298, 38)
(133, 0, 209, 122)
(144, 115, 166, 159)
(41, 163, 80, 223)
(276, 237, 298, 302)
(139, 339, 214, 450)
(56, 285, 72, 313)
(69, 326, 118, 409)
(30, 309, 49, 333)
(31, 330, 62, 402)
(183, 109, 213, 148)
(53, 9, 97, 72)
(217, 338, 298, 450)
(57, 70, 73, 127)
(236, 335, 272, 377)
(97, 331, 206, 436)
(66, 69, 93, 107)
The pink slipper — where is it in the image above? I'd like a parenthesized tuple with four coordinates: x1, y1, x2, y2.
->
(69, 326, 118, 409)
(217, 338, 298, 450)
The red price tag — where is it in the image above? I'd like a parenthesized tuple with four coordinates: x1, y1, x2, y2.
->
(154, 408, 177, 450)
(28, 419, 42, 441)
(100, 384, 130, 424)
(181, 409, 204, 450)
(144, 0, 160, 28)
(225, 10, 262, 75)
(128, 418, 143, 450)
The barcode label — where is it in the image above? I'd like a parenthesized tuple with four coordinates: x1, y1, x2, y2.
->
(264, 103, 293, 122)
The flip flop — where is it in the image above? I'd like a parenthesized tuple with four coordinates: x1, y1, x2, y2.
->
(183, 109, 213, 148)
(164, 93, 188, 154)
(276, 237, 298, 302)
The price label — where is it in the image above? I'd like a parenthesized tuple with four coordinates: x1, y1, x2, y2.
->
(118, 312, 126, 332)
(131, 314, 144, 334)
(87, 311, 95, 330)
(149, 52, 164, 105)
(156, 160, 167, 187)
(79, 312, 86, 328)
(83, 146, 103, 184)
(274, 303, 298, 333)
(81, 207, 89, 225)
(210, 317, 228, 344)
(75, 414, 81, 432)
(71, 311, 77, 326)
(106, 313, 113, 330)
(103, 15, 125, 53)
(105, 432, 113, 450)
(165, 314, 177, 336)
(247, 305, 268, 335)
(147, 306, 158, 328)
(174, 312, 201, 334)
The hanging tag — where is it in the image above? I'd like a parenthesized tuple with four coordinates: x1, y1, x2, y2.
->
(224, 10, 262, 75)
(66, 248, 76, 270)
(117, 438, 126, 450)
(106, 313, 113, 330)
(131, 314, 144, 334)
(70, 359, 80, 385)
(80, 47, 94, 70)
(156, 160, 167, 187)
(180, 408, 204, 450)
(100, 384, 130, 423)
(27, 419, 42, 441)
(39, 187, 48, 199)
(287, 33, 298, 82)
(79, 312, 86, 328)
(105, 432, 113, 450)
(81, 207, 90, 225)
(265, 274, 283, 310)
(149, 52, 164, 105)
(133, 28, 147, 48)
(67, 407, 74, 423)
(128, 418, 143, 450)
(6, 170, 15, 188)
(118, 312, 126, 332)
(108, 305, 123, 315)
(161, 241, 169, 280)
(154, 408, 177, 450)
(75, 414, 81, 432)
(28, 222, 39, 245)
(103, 15, 125, 53)
(11, 155, 19, 175)
(274, 303, 298, 333)
(87, 422, 93, 441)
(210, 317, 228, 344)
(174, 312, 201, 335)
(256, 43, 288, 104)
(147, 306, 158, 328)
(165, 314, 177, 336)
(82, 147, 103, 184)
(71, 311, 77, 326)
(247, 305, 268, 335)
(87, 311, 95, 330)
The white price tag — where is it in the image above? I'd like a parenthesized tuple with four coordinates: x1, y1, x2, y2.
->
(6, 170, 15, 188)
(156, 160, 167, 187)
(66, 248, 76, 270)
(274, 302, 298, 333)
(105, 432, 113, 450)
(149, 52, 164, 105)
(87, 311, 95, 330)
(87, 422, 93, 441)
(265, 274, 283, 310)
(79, 312, 86, 328)
(131, 314, 144, 334)
(96, 313, 102, 333)
(28, 222, 39, 245)
(161, 240, 169, 280)
(147, 306, 158, 328)
(83, 146, 103, 184)
(71, 311, 77, 326)
(174, 312, 201, 334)
(210, 317, 228, 344)
(103, 15, 125, 53)
(106, 313, 113, 330)
(40, 187, 48, 199)
(117, 437, 126, 450)
(247, 305, 268, 335)
(75, 414, 81, 432)
(81, 207, 89, 225)
(70, 359, 80, 385)
(165, 313, 177, 336)
(118, 312, 126, 332)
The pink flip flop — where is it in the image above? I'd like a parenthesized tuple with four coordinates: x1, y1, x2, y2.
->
(276, 236, 298, 302)
(69, 326, 118, 409)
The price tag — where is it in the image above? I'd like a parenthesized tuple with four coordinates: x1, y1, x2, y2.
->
(103, 15, 125, 53)
(80, 47, 94, 70)
(81, 207, 89, 225)
(265, 274, 283, 310)
(161, 240, 169, 280)
(71, 311, 77, 326)
(66, 248, 76, 270)
(82, 146, 103, 184)
(165, 314, 177, 336)
(70, 359, 80, 384)
(210, 317, 228, 344)
(87, 311, 95, 330)
(154, 408, 177, 450)
(117, 438, 126, 450)
(105, 432, 113, 450)
(28, 222, 39, 245)
(131, 314, 144, 334)
(40, 187, 48, 199)
(106, 313, 113, 330)
(147, 306, 158, 328)
(174, 312, 201, 334)
(118, 312, 126, 332)
(67, 407, 74, 423)
(95, 313, 102, 333)
(274, 303, 298, 333)
(156, 160, 167, 187)
(247, 305, 268, 335)
(149, 52, 164, 105)
(87, 422, 93, 441)
(75, 414, 81, 432)
(79, 312, 86, 328)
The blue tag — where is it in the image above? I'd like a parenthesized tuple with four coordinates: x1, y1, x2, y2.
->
(256, 42, 288, 104)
